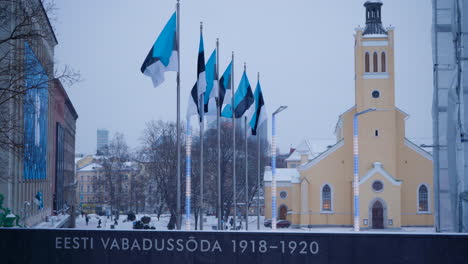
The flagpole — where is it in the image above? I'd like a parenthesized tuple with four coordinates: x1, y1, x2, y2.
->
(257, 72, 261, 230)
(245, 117, 249, 230)
(185, 119, 192, 230)
(199, 22, 204, 231)
(244, 63, 249, 231)
(176, 0, 182, 230)
(216, 38, 222, 230)
(232, 51, 237, 230)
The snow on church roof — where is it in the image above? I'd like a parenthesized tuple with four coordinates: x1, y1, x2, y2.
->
(263, 167, 300, 183)
(77, 162, 102, 172)
(285, 139, 337, 162)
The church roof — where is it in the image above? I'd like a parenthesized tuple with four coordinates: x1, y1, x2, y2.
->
(263, 167, 300, 183)
(77, 163, 102, 172)
(286, 139, 336, 162)
(362, 0, 388, 36)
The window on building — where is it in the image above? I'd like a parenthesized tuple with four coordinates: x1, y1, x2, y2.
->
(321, 184, 332, 211)
(365, 52, 370, 72)
(372, 90, 380, 98)
(418, 185, 429, 212)
(381, 52, 386, 72)
(373, 52, 378, 72)
(375, 130, 379, 137)
(280, 191, 288, 199)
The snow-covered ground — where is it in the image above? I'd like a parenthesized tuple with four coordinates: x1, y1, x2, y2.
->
(75, 214, 271, 231)
(74, 214, 435, 233)
(34, 214, 70, 229)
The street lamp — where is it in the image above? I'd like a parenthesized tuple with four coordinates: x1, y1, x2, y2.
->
(271, 105, 288, 230)
(353, 108, 391, 231)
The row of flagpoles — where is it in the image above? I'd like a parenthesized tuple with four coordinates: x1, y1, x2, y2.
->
(140, 1, 267, 230)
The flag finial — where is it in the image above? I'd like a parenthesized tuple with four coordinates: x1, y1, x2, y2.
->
(258, 72, 260, 81)
(244, 62, 246, 72)
(200, 21, 203, 32)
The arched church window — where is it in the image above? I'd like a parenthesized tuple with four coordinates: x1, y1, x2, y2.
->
(321, 184, 332, 211)
(381, 52, 386, 72)
(418, 185, 429, 212)
(365, 53, 370, 72)
(373, 52, 378, 72)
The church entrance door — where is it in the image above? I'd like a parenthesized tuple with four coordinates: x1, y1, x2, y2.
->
(279, 205, 288, 220)
(372, 200, 384, 229)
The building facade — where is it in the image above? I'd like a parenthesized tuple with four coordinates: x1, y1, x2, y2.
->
(76, 155, 136, 213)
(96, 129, 109, 155)
(265, 1, 434, 229)
(432, 0, 468, 233)
(49, 79, 78, 214)
(0, 0, 77, 226)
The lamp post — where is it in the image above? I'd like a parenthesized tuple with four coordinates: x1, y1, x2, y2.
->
(271, 105, 288, 230)
(353, 107, 393, 231)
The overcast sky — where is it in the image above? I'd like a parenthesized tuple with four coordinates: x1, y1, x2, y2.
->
(54, 0, 433, 155)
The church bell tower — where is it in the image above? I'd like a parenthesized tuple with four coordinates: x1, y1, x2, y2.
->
(354, 0, 395, 112)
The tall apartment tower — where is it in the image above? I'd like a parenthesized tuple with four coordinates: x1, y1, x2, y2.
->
(96, 129, 109, 155)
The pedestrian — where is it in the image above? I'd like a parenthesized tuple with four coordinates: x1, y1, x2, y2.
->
(85, 215, 89, 226)
(81, 211, 84, 218)
(98, 219, 102, 228)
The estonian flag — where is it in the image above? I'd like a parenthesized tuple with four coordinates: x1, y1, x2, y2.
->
(186, 30, 206, 121)
(249, 80, 266, 135)
(195, 31, 207, 96)
(140, 12, 178, 88)
(221, 69, 254, 118)
(219, 61, 232, 114)
(203, 49, 218, 113)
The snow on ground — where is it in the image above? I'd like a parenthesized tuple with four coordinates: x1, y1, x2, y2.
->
(34, 214, 70, 228)
(74, 214, 435, 233)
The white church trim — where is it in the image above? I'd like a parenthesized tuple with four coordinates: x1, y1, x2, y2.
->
(363, 72, 389, 79)
(362, 40, 389, 46)
(359, 162, 402, 186)
(404, 138, 433, 161)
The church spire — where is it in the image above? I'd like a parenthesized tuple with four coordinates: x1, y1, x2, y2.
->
(363, 1, 387, 36)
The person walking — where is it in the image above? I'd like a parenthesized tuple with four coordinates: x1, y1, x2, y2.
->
(85, 215, 89, 226)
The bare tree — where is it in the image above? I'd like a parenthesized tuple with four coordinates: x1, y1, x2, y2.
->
(188, 118, 268, 228)
(140, 120, 184, 229)
(96, 133, 131, 216)
(128, 159, 146, 214)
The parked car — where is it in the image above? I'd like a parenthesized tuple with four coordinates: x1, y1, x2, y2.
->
(264, 219, 290, 228)
(277, 220, 291, 228)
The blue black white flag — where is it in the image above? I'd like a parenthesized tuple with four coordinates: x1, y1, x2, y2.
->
(221, 69, 254, 119)
(140, 12, 178, 88)
(249, 80, 266, 135)
(219, 61, 232, 114)
(186, 30, 206, 121)
(204, 49, 218, 113)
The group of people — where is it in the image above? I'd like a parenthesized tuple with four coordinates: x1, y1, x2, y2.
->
(80, 210, 109, 228)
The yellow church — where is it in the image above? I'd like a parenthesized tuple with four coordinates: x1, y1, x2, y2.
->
(264, 0, 433, 229)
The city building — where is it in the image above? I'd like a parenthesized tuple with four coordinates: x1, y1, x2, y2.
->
(432, 0, 468, 232)
(0, 0, 77, 226)
(76, 155, 137, 213)
(49, 79, 78, 214)
(264, 1, 433, 229)
(96, 129, 109, 155)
